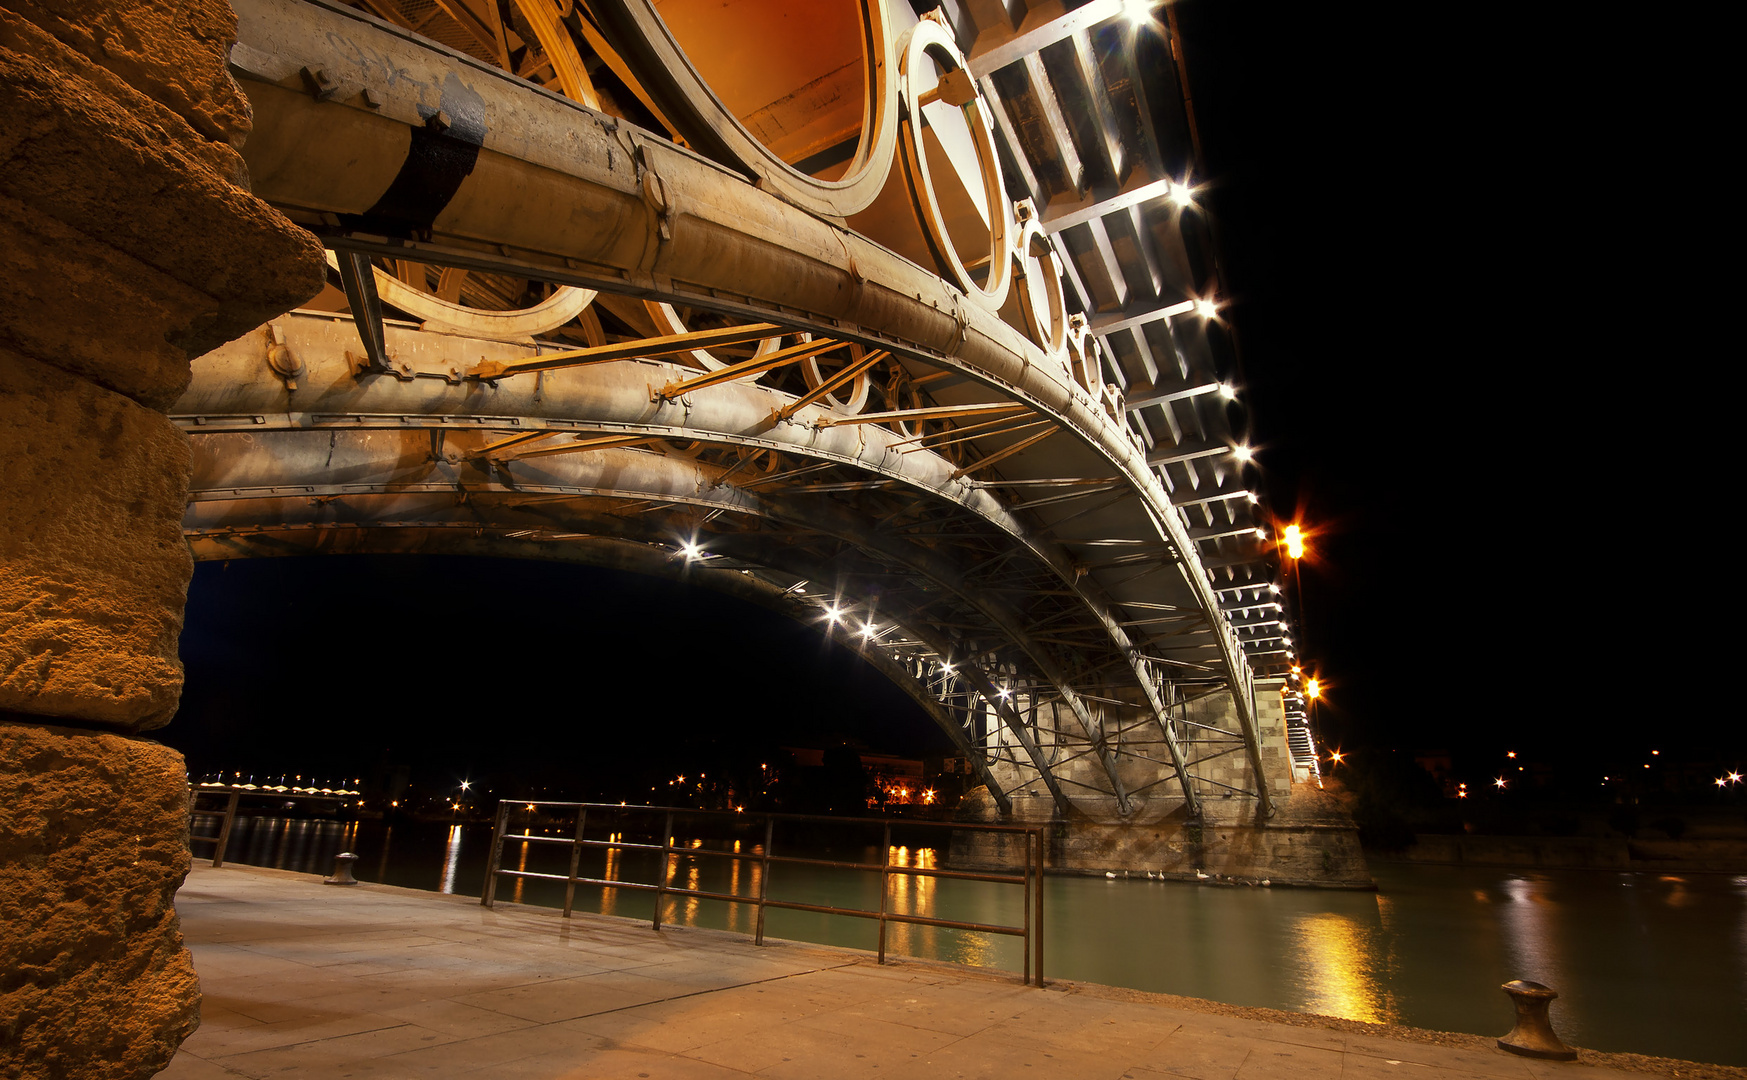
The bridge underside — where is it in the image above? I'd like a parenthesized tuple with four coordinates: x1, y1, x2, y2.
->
(162, 0, 1320, 822)
(181, 307, 1291, 821)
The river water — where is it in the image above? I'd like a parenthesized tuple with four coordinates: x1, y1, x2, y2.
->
(192, 814, 1747, 1066)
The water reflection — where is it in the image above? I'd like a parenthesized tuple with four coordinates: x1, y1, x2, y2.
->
(1499, 876, 1567, 991)
(1290, 912, 1396, 1024)
(439, 825, 462, 894)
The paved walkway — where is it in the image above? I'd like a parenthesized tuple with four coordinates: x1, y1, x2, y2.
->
(162, 864, 1670, 1080)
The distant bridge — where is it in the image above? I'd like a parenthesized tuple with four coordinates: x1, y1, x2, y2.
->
(181, 0, 1317, 823)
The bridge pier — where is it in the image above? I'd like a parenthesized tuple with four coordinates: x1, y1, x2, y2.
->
(958, 679, 1369, 886)
(0, 1, 323, 1075)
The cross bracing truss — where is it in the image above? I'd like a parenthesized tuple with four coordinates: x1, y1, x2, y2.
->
(189, 0, 1304, 817)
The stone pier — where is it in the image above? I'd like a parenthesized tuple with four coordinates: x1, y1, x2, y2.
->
(0, 1, 323, 1074)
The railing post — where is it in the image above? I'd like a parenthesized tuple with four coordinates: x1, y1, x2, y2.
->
(212, 792, 239, 868)
(481, 801, 510, 907)
(754, 815, 774, 946)
(653, 810, 674, 931)
(1034, 828, 1045, 987)
(877, 822, 891, 965)
(563, 805, 586, 918)
(1022, 827, 1033, 986)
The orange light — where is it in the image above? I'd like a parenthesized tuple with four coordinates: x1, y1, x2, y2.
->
(1506, 751, 1516, 759)
(1306, 678, 1321, 700)
(1494, 778, 1507, 789)
(1283, 524, 1304, 560)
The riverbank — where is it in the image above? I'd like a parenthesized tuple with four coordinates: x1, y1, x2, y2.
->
(1376, 834, 1747, 873)
(160, 863, 1743, 1079)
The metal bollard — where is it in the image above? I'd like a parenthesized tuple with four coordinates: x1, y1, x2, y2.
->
(323, 852, 360, 886)
(1496, 979, 1577, 1060)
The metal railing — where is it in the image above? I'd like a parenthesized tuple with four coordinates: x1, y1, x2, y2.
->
(188, 790, 241, 867)
(187, 786, 354, 868)
(482, 802, 1046, 985)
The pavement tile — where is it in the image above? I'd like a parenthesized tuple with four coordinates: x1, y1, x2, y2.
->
(484, 1045, 757, 1079)
(208, 1022, 461, 1078)
(156, 1050, 249, 1079)
(1144, 1028, 1254, 1080)
(1232, 1043, 1343, 1079)
(918, 1028, 1136, 1079)
(452, 977, 667, 1024)
(1345, 1037, 1539, 1078)
(378, 998, 540, 1037)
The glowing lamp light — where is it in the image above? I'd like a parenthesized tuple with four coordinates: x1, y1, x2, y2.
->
(1494, 777, 1507, 790)
(1121, 0, 1153, 25)
(1328, 750, 1344, 764)
(824, 604, 843, 625)
(860, 623, 878, 640)
(1718, 778, 1730, 788)
(1194, 297, 1220, 320)
(1283, 524, 1304, 559)
(1305, 678, 1320, 700)
(1169, 179, 1197, 209)
(941, 661, 955, 674)
(680, 541, 703, 561)
(1507, 751, 1517, 759)
(1732, 772, 1743, 783)
(1217, 382, 1237, 401)
(998, 686, 1012, 700)
(1231, 445, 1253, 463)
(459, 780, 471, 791)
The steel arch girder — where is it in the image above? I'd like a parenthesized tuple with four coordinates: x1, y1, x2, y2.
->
(179, 322, 1208, 809)
(185, 426, 1135, 811)
(182, 435, 1078, 812)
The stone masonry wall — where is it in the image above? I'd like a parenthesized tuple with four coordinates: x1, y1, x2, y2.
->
(0, 0, 323, 1075)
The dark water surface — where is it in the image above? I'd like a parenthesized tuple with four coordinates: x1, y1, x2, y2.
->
(193, 814, 1747, 1066)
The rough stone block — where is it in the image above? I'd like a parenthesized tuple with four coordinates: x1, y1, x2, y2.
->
(0, 721, 199, 1080)
(0, 193, 209, 409)
(0, 350, 192, 729)
(0, 8, 323, 409)
(1, 0, 254, 149)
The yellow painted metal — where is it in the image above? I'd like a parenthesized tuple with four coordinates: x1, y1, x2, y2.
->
(654, 337, 839, 400)
(949, 427, 1059, 480)
(468, 323, 785, 378)
(473, 429, 561, 456)
(510, 434, 659, 459)
(815, 402, 1028, 428)
(778, 349, 887, 419)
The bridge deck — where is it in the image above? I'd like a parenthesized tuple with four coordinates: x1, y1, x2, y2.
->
(161, 864, 1669, 1079)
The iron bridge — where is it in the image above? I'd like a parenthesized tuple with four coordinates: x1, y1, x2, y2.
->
(177, 0, 1315, 821)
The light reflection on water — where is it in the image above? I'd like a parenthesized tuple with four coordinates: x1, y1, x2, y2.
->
(438, 825, 462, 894)
(192, 815, 1747, 1067)
(1291, 912, 1393, 1023)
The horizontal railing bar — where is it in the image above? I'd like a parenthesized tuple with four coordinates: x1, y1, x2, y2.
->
(885, 865, 1026, 885)
(504, 801, 1037, 833)
(500, 833, 576, 845)
(761, 898, 883, 919)
(764, 853, 885, 873)
(883, 912, 1025, 936)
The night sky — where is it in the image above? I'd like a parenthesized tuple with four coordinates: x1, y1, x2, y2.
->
(163, 2, 1729, 794)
